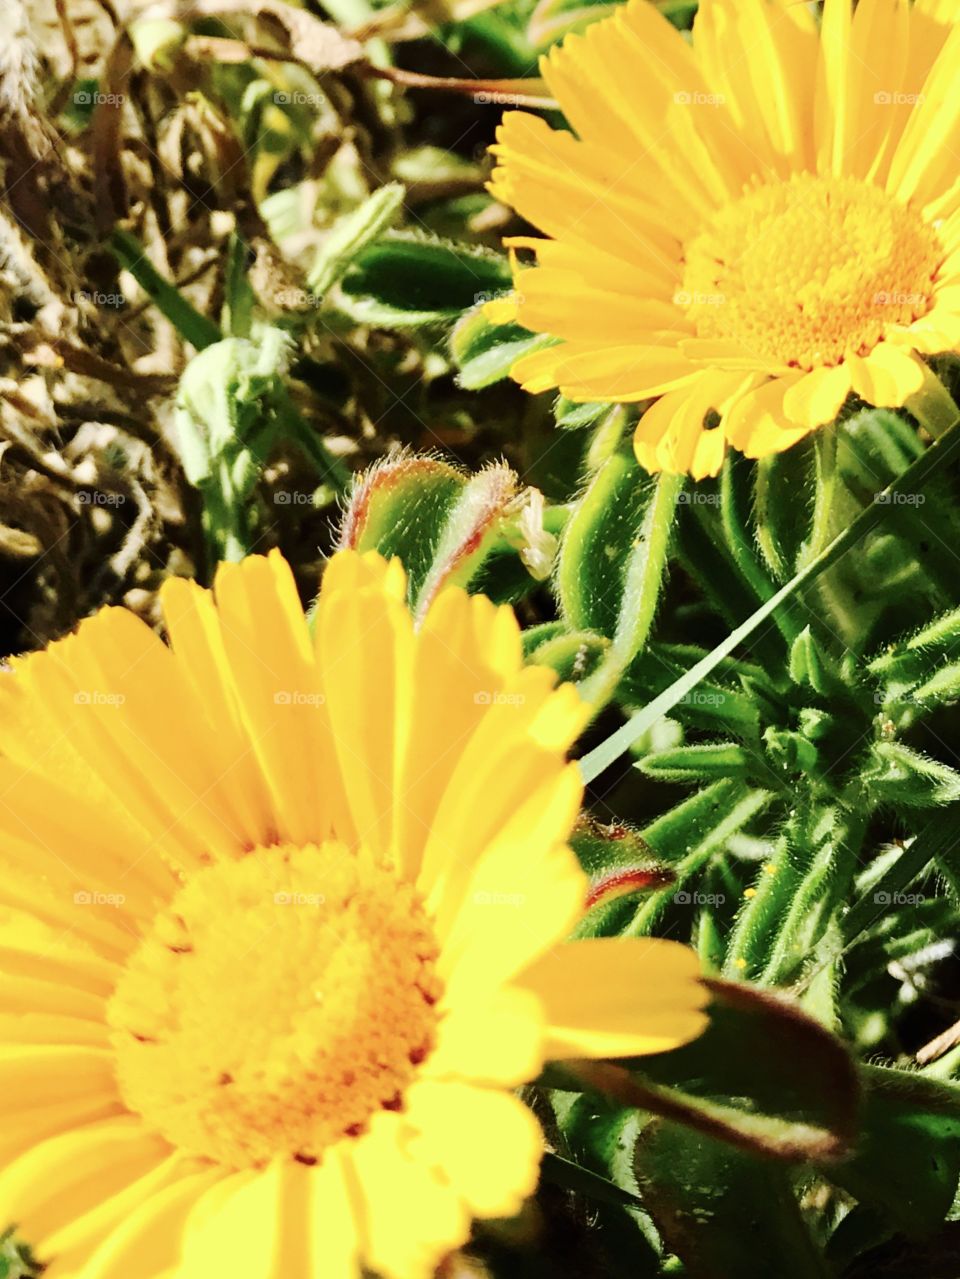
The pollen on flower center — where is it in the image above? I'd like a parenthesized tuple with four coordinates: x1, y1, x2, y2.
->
(679, 173, 943, 370)
(107, 843, 442, 1170)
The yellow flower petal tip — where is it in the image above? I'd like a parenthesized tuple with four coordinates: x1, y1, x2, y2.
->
(483, 294, 521, 325)
(0, 548, 706, 1279)
(490, 0, 960, 477)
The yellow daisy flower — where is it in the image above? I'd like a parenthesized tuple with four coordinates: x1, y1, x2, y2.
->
(0, 549, 706, 1279)
(488, 0, 960, 478)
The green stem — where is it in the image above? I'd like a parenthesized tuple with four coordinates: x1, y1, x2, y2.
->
(579, 417, 960, 785)
(801, 424, 839, 566)
(720, 452, 799, 641)
(906, 364, 960, 440)
(576, 470, 682, 709)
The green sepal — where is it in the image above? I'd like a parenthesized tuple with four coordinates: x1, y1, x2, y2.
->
(0, 1230, 42, 1279)
(337, 453, 555, 616)
(449, 304, 554, 390)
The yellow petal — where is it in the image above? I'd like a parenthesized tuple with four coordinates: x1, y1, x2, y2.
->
(845, 344, 926, 406)
(425, 985, 545, 1087)
(516, 937, 709, 1058)
(815, 0, 853, 177)
(482, 295, 519, 325)
(724, 375, 811, 458)
(887, 21, 960, 206)
(315, 560, 414, 859)
(425, 751, 584, 940)
(633, 370, 758, 479)
(212, 551, 330, 848)
(178, 1159, 361, 1279)
(405, 1081, 542, 1219)
(490, 110, 685, 263)
(437, 830, 586, 1001)
(0, 1117, 171, 1250)
(782, 364, 852, 428)
(394, 588, 523, 879)
(0, 1045, 123, 1163)
(344, 1114, 470, 1279)
(511, 341, 699, 403)
(80, 1166, 224, 1279)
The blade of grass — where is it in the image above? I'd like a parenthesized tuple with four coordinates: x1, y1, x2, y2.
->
(109, 228, 221, 351)
(579, 419, 960, 785)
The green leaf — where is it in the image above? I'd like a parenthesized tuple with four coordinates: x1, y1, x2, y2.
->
(540, 1150, 642, 1211)
(522, 624, 608, 684)
(449, 304, 554, 390)
(337, 232, 511, 327)
(636, 741, 753, 784)
(863, 741, 960, 808)
(556, 456, 681, 707)
(635, 1120, 829, 1279)
(831, 1067, 960, 1237)
(307, 183, 406, 296)
(554, 397, 609, 430)
(175, 328, 293, 562)
(803, 805, 960, 981)
(754, 440, 814, 582)
(569, 816, 675, 939)
(625, 783, 774, 937)
(555, 978, 859, 1163)
(558, 455, 665, 638)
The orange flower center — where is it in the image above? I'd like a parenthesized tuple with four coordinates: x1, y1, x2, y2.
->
(108, 843, 441, 1169)
(679, 173, 942, 370)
